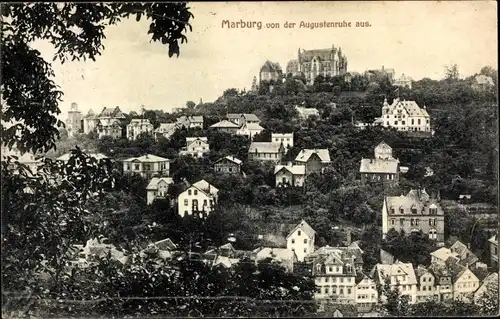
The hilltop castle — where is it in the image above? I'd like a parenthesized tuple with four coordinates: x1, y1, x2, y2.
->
(286, 45, 348, 85)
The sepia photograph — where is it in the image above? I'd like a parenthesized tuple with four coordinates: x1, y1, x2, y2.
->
(1, 1, 498, 318)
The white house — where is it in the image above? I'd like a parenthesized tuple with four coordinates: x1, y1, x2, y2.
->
(177, 179, 218, 218)
(253, 247, 297, 272)
(296, 106, 320, 119)
(286, 220, 316, 262)
(370, 262, 418, 304)
(179, 137, 210, 158)
(274, 163, 306, 187)
(271, 133, 294, 148)
(355, 273, 378, 312)
(154, 123, 180, 140)
(146, 177, 174, 205)
(176, 115, 204, 129)
(452, 266, 480, 302)
(377, 98, 431, 132)
(236, 122, 265, 140)
(123, 154, 170, 179)
(126, 118, 154, 140)
(393, 73, 413, 89)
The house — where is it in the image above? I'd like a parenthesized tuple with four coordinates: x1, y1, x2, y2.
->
(259, 60, 283, 84)
(140, 238, 178, 260)
(236, 122, 265, 139)
(286, 220, 316, 262)
(226, 113, 261, 127)
(354, 273, 378, 313)
(248, 141, 285, 162)
(146, 177, 174, 205)
(127, 118, 154, 140)
(310, 247, 360, 305)
(376, 98, 431, 132)
(274, 163, 306, 187)
(2, 145, 43, 175)
(306, 245, 364, 272)
(471, 74, 495, 91)
(271, 133, 294, 148)
(294, 149, 331, 175)
(488, 235, 498, 267)
(415, 265, 440, 303)
(452, 266, 480, 301)
(203, 243, 256, 268)
(473, 272, 498, 301)
(430, 247, 460, 266)
(123, 154, 170, 179)
(154, 123, 180, 140)
(359, 142, 400, 184)
(82, 109, 97, 134)
(209, 120, 240, 134)
(382, 189, 445, 246)
(75, 237, 129, 267)
(179, 137, 210, 158)
(176, 115, 204, 129)
(393, 73, 413, 89)
(213, 156, 242, 174)
(95, 106, 126, 138)
(66, 102, 83, 137)
(427, 264, 453, 302)
(296, 105, 320, 119)
(253, 247, 297, 272)
(370, 262, 418, 304)
(177, 179, 218, 218)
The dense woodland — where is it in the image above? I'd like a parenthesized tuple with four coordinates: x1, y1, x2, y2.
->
(1, 3, 498, 318)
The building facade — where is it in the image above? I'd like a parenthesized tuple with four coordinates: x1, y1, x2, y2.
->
(123, 154, 170, 179)
(95, 106, 126, 139)
(176, 115, 204, 129)
(371, 262, 418, 304)
(127, 119, 154, 140)
(248, 142, 285, 162)
(294, 149, 331, 175)
(286, 45, 348, 85)
(394, 73, 413, 89)
(275, 164, 306, 187)
(209, 120, 240, 134)
(286, 220, 316, 262)
(66, 102, 83, 137)
(154, 123, 180, 140)
(377, 98, 431, 132)
(146, 177, 174, 205)
(213, 156, 242, 174)
(259, 61, 283, 84)
(177, 179, 218, 218)
(382, 189, 445, 246)
(359, 141, 400, 184)
(271, 133, 294, 149)
(180, 137, 210, 158)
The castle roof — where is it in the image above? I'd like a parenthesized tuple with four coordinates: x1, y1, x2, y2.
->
(260, 60, 282, 73)
(98, 106, 125, 119)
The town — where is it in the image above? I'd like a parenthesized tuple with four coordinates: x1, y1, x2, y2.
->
(1, 3, 498, 318)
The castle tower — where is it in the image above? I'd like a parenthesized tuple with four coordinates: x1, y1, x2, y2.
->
(66, 102, 82, 137)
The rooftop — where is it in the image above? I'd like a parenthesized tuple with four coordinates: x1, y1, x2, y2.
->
(359, 158, 399, 174)
(295, 149, 331, 163)
(274, 164, 306, 175)
(249, 142, 283, 154)
(146, 177, 174, 190)
(123, 154, 169, 163)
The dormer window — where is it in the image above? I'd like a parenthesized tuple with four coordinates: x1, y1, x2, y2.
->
(411, 205, 417, 214)
(390, 207, 395, 214)
(399, 207, 404, 214)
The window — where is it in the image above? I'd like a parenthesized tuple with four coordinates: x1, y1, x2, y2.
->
(399, 208, 404, 214)
(416, 219, 420, 226)
(402, 121, 405, 125)
(395, 121, 398, 125)
(134, 163, 140, 170)
(400, 218, 404, 226)
(203, 199, 207, 206)
(411, 119, 415, 125)
(347, 288, 352, 294)
(192, 199, 198, 207)
(184, 199, 188, 206)
(411, 219, 414, 226)
(391, 219, 395, 225)
(304, 248, 307, 253)
(325, 288, 329, 294)
(298, 230, 301, 236)
(411, 206, 417, 214)
(329, 267, 332, 272)
(188, 190, 192, 195)
(194, 190, 198, 195)
(292, 239, 295, 244)
(390, 208, 395, 214)
(304, 239, 308, 244)
(418, 119, 421, 125)
(336, 266, 339, 272)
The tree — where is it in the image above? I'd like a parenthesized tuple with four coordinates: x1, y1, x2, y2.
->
(186, 101, 196, 109)
(376, 275, 411, 317)
(444, 64, 460, 81)
(1, 3, 193, 155)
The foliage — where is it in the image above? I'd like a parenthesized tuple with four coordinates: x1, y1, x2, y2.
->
(375, 275, 411, 317)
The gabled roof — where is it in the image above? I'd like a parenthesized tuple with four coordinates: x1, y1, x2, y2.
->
(249, 142, 283, 154)
(188, 179, 218, 197)
(373, 262, 417, 285)
(286, 220, 316, 239)
(128, 118, 153, 125)
(186, 136, 208, 143)
(227, 113, 261, 122)
(123, 154, 169, 163)
(150, 238, 177, 251)
(177, 115, 204, 123)
(295, 149, 331, 163)
(146, 177, 174, 190)
(359, 158, 399, 174)
(254, 247, 295, 262)
(431, 247, 459, 262)
(98, 106, 125, 118)
(210, 120, 240, 128)
(155, 122, 179, 133)
(307, 245, 364, 265)
(241, 122, 264, 130)
(488, 235, 497, 245)
(274, 164, 306, 175)
(214, 156, 242, 165)
(260, 60, 282, 73)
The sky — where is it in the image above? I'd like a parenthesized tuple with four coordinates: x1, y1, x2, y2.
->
(31, 1, 498, 118)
